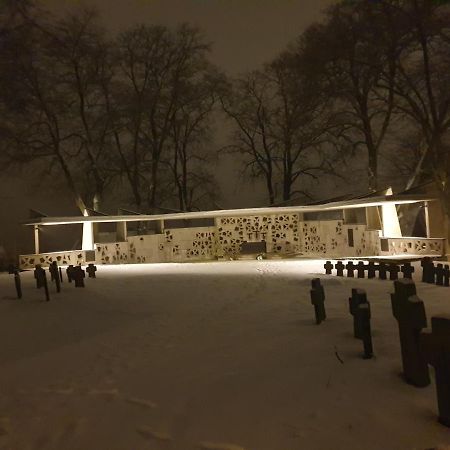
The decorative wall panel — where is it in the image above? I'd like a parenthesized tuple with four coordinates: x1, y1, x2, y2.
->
(19, 250, 95, 269)
(95, 242, 130, 264)
(380, 237, 445, 256)
(216, 214, 300, 258)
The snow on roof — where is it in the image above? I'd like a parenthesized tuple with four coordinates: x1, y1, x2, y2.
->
(23, 193, 435, 227)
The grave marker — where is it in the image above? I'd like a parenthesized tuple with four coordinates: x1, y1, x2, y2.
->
(49, 261, 61, 293)
(72, 266, 85, 288)
(357, 302, 373, 359)
(420, 316, 450, 427)
(349, 288, 367, 339)
(346, 261, 355, 278)
(435, 264, 445, 286)
(335, 261, 345, 277)
(388, 263, 400, 281)
(310, 278, 326, 324)
(378, 262, 387, 280)
(391, 279, 430, 387)
(356, 261, 365, 278)
(86, 263, 97, 278)
(367, 262, 377, 279)
(66, 265, 75, 283)
(14, 270, 22, 299)
(401, 262, 415, 279)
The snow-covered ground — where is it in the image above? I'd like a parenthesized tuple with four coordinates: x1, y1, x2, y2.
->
(0, 260, 449, 450)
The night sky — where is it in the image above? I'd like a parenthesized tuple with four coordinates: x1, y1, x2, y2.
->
(1, 0, 335, 257)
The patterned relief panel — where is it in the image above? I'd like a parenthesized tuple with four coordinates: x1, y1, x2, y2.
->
(164, 227, 217, 262)
(381, 237, 445, 256)
(298, 221, 380, 257)
(95, 242, 129, 264)
(128, 234, 166, 263)
(216, 214, 300, 258)
(343, 225, 381, 257)
(19, 250, 95, 269)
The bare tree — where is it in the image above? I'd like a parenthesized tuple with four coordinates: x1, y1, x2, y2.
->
(298, 1, 403, 192)
(0, 5, 114, 213)
(113, 23, 213, 212)
(221, 70, 279, 204)
(268, 52, 338, 201)
(164, 70, 221, 211)
(222, 58, 336, 204)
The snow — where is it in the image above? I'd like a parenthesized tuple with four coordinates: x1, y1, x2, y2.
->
(0, 259, 449, 450)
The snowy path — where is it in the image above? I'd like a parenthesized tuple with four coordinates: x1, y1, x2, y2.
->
(0, 260, 449, 450)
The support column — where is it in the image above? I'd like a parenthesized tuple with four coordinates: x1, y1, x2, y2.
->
(424, 202, 431, 238)
(155, 220, 164, 234)
(34, 225, 40, 254)
(82, 209, 95, 251)
(117, 221, 127, 241)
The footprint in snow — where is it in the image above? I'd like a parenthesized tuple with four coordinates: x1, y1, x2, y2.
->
(136, 426, 172, 442)
(199, 442, 246, 450)
(125, 396, 157, 409)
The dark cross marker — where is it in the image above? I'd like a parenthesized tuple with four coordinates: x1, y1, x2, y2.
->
(378, 262, 387, 280)
(388, 263, 400, 281)
(310, 278, 326, 324)
(34, 264, 45, 289)
(66, 265, 75, 283)
(423, 259, 436, 284)
(421, 257, 432, 283)
(14, 270, 22, 299)
(401, 262, 415, 279)
(421, 316, 450, 427)
(86, 263, 97, 278)
(356, 261, 365, 278)
(349, 288, 367, 339)
(391, 279, 429, 387)
(335, 261, 345, 277)
(324, 261, 333, 275)
(435, 264, 445, 286)
(357, 302, 373, 359)
(367, 262, 377, 279)
(72, 266, 85, 288)
(346, 261, 355, 278)
(49, 261, 61, 293)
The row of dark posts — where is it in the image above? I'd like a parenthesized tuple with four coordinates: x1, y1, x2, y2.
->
(421, 257, 450, 286)
(324, 259, 450, 286)
(310, 276, 450, 428)
(11, 262, 98, 301)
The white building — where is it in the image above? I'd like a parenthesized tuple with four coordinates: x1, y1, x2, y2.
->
(19, 189, 448, 269)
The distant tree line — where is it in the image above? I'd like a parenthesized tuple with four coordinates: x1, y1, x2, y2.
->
(0, 0, 449, 225)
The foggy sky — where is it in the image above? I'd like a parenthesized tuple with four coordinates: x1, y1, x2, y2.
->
(1, 0, 336, 256)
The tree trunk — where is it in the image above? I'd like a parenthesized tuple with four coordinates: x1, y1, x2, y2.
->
(368, 149, 378, 192)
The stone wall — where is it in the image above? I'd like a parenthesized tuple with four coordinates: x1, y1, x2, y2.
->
(380, 237, 445, 256)
(216, 214, 300, 258)
(95, 242, 130, 264)
(128, 227, 217, 263)
(296, 220, 380, 258)
(20, 250, 96, 269)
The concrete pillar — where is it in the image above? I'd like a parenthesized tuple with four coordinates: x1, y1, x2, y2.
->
(117, 221, 127, 241)
(155, 220, 164, 234)
(81, 209, 95, 251)
(34, 225, 40, 254)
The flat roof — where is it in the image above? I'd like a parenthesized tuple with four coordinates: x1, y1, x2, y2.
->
(23, 194, 435, 226)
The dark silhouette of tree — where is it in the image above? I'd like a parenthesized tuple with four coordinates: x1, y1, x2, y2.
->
(113, 23, 217, 212)
(298, 1, 402, 192)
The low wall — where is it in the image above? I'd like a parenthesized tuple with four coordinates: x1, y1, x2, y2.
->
(379, 237, 446, 256)
(19, 250, 96, 269)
